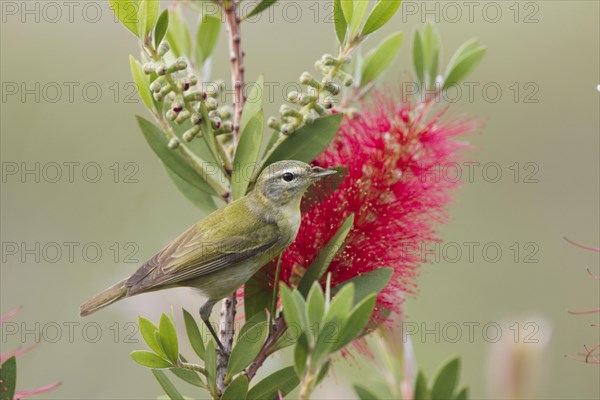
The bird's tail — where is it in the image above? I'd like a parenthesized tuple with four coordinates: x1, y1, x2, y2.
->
(80, 279, 128, 317)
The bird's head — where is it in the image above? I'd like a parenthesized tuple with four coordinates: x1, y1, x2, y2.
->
(254, 160, 337, 206)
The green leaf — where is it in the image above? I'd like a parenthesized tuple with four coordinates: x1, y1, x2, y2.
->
(109, 0, 141, 37)
(244, 269, 272, 322)
(443, 46, 486, 89)
(139, 0, 159, 37)
(293, 335, 309, 376)
(455, 386, 469, 400)
(414, 371, 429, 400)
(431, 357, 461, 400)
(198, 102, 221, 165)
(239, 310, 268, 339)
(152, 370, 184, 400)
(136, 116, 217, 196)
(354, 383, 380, 400)
(246, 366, 300, 400)
(360, 31, 403, 85)
(239, 75, 265, 135)
(246, 0, 279, 20)
(138, 316, 165, 357)
(170, 368, 206, 388)
(0, 356, 17, 400)
(196, 14, 221, 66)
(332, 267, 393, 306)
(165, 169, 218, 214)
(159, 313, 179, 364)
(131, 350, 172, 369)
(306, 282, 325, 332)
(333, 0, 347, 44)
(280, 285, 307, 334)
(333, 293, 376, 350)
(298, 214, 354, 296)
(262, 114, 343, 167)
(166, 5, 192, 58)
(221, 375, 249, 400)
(444, 38, 479, 76)
(422, 23, 441, 86)
(182, 309, 205, 360)
(226, 322, 268, 380)
(350, 0, 369, 36)
(316, 360, 330, 385)
(232, 111, 264, 199)
(154, 9, 169, 48)
(341, 0, 354, 25)
(361, 0, 402, 36)
(412, 29, 424, 84)
(129, 56, 153, 109)
(204, 340, 217, 394)
(313, 284, 354, 362)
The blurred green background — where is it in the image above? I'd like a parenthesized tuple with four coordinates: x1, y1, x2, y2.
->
(1, 1, 598, 399)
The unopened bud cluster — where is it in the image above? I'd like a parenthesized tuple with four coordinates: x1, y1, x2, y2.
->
(270, 53, 352, 135)
(143, 41, 234, 144)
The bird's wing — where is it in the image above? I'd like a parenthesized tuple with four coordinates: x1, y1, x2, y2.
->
(126, 200, 281, 294)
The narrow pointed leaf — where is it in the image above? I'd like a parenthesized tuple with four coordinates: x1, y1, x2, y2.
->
(350, 0, 369, 36)
(136, 116, 217, 196)
(154, 9, 169, 47)
(166, 6, 192, 57)
(431, 357, 461, 400)
(226, 322, 268, 379)
(138, 316, 165, 357)
(139, 0, 159, 37)
(204, 340, 217, 394)
(221, 375, 249, 400)
(412, 29, 424, 84)
(443, 47, 486, 89)
(152, 370, 184, 400)
(341, 0, 354, 24)
(159, 313, 179, 364)
(0, 356, 17, 400)
(131, 351, 172, 369)
(333, 0, 347, 44)
(170, 368, 206, 388)
(196, 14, 221, 65)
(233, 111, 264, 199)
(362, 0, 402, 36)
(332, 267, 393, 306)
(130, 56, 153, 109)
(246, 0, 279, 20)
(182, 309, 206, 360)
(354, 384, 380, 400)
(165, 169, 217, 214)
(246, 366, 300, 400)
(414, 371, 429, 400)
(455, 386, 469, 400)
(360, 31, 403, 85)
(294, 335, 309, 376)
(262, 114, 343, 167)
(306, 282, 325, 331)
(333, 293, 377, 350)
(109, 0, 141, 37)
(239, 75, 264, 134)
(298, 214, 354, 296)
(280, 285, 306, 333)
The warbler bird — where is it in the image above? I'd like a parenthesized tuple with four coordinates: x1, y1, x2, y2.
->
(80, 160, 336, 350)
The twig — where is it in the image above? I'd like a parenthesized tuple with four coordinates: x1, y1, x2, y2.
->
(245, 315, 288, 381)
(223, 0, 246, 144)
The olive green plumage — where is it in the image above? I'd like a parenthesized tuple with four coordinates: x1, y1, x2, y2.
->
(79, 160, 335, 348)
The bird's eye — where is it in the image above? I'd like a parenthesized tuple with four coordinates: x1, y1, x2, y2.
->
(282, 172, 295, 182)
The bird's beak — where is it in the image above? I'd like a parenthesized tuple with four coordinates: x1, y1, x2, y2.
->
(310, 166, 337, 181)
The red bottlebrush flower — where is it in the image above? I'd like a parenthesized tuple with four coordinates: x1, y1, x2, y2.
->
(274, 91, 479, 320)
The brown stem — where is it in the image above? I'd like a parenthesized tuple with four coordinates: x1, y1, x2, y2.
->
(223, 0, 245, 144)
(245, 316, 288, 381)
(217, 294, 237, 393)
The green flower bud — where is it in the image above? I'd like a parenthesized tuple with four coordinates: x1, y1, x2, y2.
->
(287, 91, 299, 102)
(314, 60, 327, 74)
(280, 124, 295, 135)
(143, 63, 155, 75)
(157, 42, 170, 56)
(166, 109, 178, 121)
(321, 54, 337, 66)
(303, 113, 315, 125)
(300, 72, 320, 89)
(281, 107, 303, 119)
(206, 97, 218, 111)
(175, 110, 190, 124)
(299, 94, 316, 106)
(191, 113, 203, 125)
(321, 96, 335, 108)
(323, 81, 340, 95)
(312, 103, 327, 116)
(211, 117, 222, 129)
(155, 64, 168, 76)
(183, 125, 201, 142)
(184, 92, 203, 102)
(168, 137, 180, 149)
(220, 121, 233, 133)
(267, 117, 281, 130)
(188, 74, 198, 86)
(217, 105, 232, 119)
(150, 80, 162, 93)
(342, 75, 353, 87)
